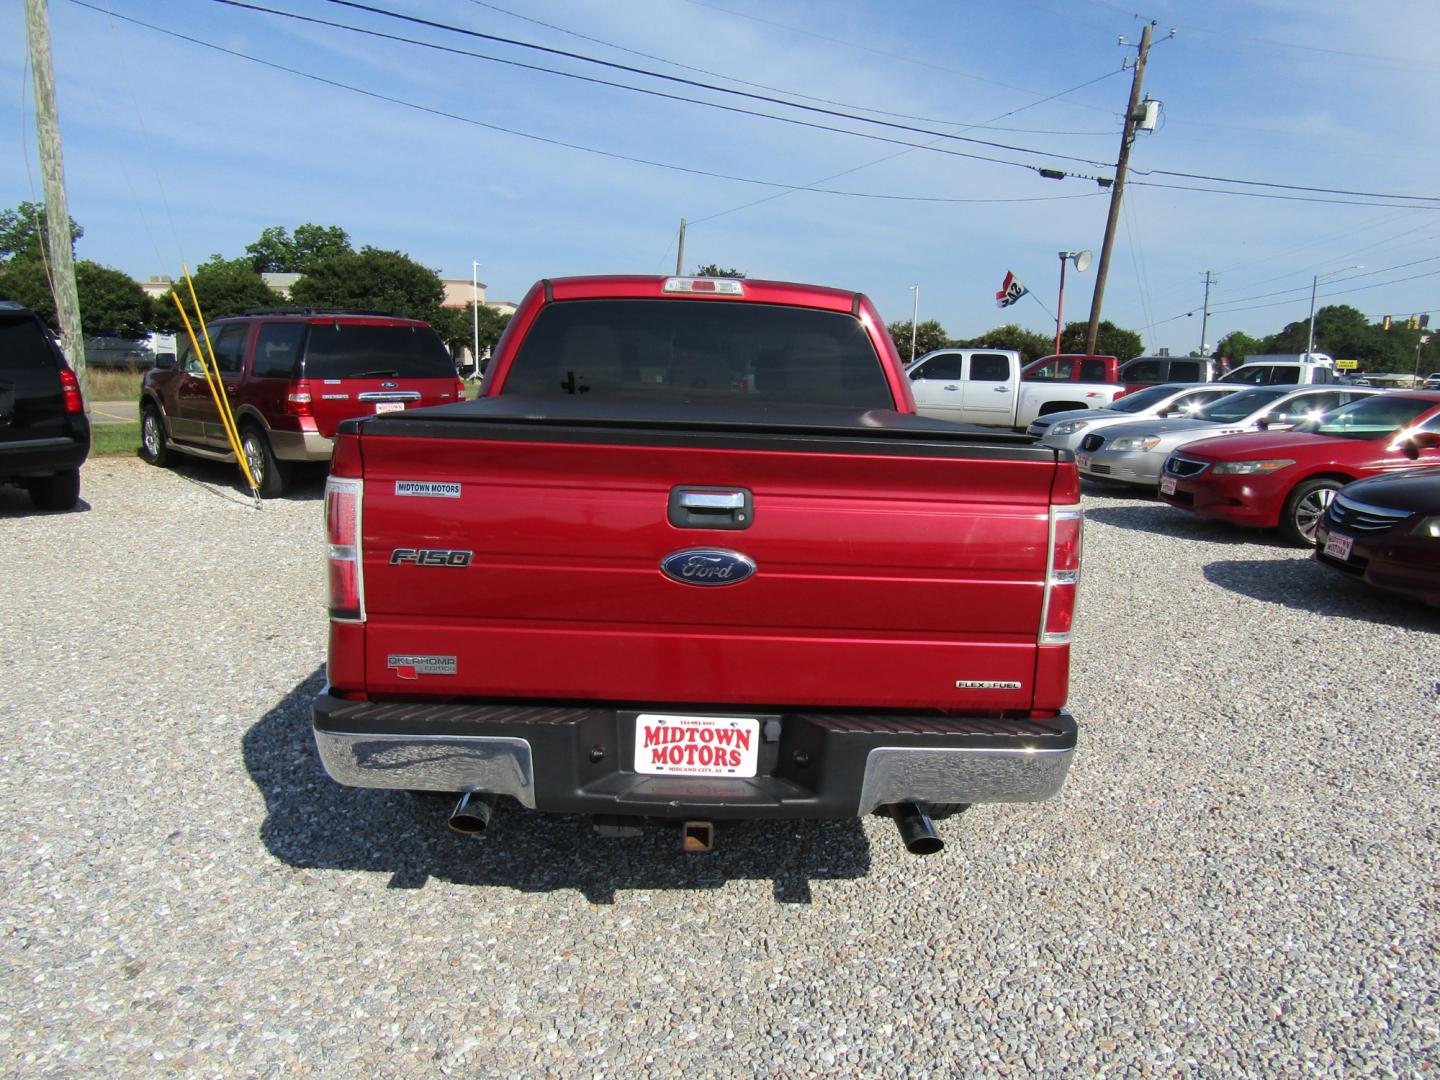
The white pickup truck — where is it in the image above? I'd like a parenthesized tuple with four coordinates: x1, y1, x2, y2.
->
(906, 348, 1124, 428)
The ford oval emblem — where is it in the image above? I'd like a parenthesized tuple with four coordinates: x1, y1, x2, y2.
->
(382, 380, 398, 389)
(660, 548, 756, 587)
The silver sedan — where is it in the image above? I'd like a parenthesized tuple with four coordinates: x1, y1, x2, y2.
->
(1074, 385, 1381, 487)
(1028, 383, 1236, 452)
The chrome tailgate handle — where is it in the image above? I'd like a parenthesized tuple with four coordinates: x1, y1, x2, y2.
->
(668, 486, 753, 530)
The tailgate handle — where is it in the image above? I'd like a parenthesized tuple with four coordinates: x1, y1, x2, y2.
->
(669, 486, 753, 530)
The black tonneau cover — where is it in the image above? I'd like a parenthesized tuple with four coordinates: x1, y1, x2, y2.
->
(343, 395, 1053, 454)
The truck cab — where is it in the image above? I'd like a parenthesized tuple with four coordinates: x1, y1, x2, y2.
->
(908, 348, 1123, 428)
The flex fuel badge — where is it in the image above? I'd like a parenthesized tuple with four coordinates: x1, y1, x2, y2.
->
(387, 655, 457, 679)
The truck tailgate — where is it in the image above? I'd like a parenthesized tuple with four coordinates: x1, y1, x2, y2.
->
(346, 405, 1067, 712)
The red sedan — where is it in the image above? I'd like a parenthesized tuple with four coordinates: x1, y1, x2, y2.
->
(1156, 392, 1440, 545)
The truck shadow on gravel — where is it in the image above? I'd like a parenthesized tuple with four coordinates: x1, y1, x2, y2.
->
(243, 669, 872, 904)
(1203, 558, 1440, 629)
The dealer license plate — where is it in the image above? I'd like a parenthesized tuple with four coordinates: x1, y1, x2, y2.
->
(633, 714, 760, 778)
(1324, 532, 1354, 561)
(375, 401, 405, 414)
(1159, 475, 1177, 496)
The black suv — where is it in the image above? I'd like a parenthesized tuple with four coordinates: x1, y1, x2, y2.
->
(0, 301, 89, 511)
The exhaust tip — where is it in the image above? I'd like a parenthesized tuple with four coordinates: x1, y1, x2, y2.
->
(448, 791, 496, 835)
(887, 802, 944, 856)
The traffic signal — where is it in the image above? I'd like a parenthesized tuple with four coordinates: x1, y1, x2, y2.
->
(1382, 315, 1392, 330)
(1408, 315, 1420, 330)
(1422, 314, 1431, 329)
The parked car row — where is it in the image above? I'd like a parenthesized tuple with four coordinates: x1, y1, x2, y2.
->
(1055, 379, 1440, 607)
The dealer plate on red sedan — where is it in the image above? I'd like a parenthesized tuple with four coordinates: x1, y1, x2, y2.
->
(1324, 532, 1354, 561)
(634, 714, 760, 777)
(1159, 475, 1178, 496)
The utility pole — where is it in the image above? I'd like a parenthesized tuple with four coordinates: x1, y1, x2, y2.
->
(1085, 20, 1155, 355)
(909, 283, 919, 363)
(675, 218, 687, 276)
(24, 0, 86, 398)
(1199, 270, 1213, 356)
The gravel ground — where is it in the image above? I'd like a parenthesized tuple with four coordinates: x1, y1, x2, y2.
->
(2, 456, 1437, 1077)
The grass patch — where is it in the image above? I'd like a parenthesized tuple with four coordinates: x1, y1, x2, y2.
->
(91, 422, 140, 457)
(84, 368, 144, 401)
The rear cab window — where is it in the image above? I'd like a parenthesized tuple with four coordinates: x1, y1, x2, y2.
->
(502, 299, 893, 408)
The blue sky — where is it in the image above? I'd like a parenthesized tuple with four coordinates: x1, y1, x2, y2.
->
(4, 0, 1439, 352)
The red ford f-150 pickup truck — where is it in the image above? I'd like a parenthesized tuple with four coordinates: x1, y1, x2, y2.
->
(312, 275, 1081, 854)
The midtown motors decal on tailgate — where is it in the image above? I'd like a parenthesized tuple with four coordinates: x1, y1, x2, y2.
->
(633, 714, 760, 777)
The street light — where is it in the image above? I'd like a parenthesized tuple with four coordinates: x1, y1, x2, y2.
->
(909, 283, 920, 363)
(471, 260, 481, 379)
(1306, 265, 1360, 356)
(1055, 250, 1092, 354)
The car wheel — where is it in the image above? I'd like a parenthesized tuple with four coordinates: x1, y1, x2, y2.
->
(240, 425, 290, 498)
(140, 403, 170, 466)
(26, 467, 81, 511)
(1281, 478, 1343, 547)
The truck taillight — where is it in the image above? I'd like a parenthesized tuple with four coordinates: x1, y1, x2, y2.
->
(326, 476, 364, 621)
(59, 367, 84, 414)
(454, 376, 467, 399)
(287, 379, 314, 417)
(1040, 506, 1082, 644)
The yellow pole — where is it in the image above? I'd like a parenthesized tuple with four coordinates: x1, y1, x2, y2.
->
(169, 287, 261, 499)
(181, 267, 250, 464)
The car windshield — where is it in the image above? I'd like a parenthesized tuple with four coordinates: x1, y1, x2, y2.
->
(1192, 387, 1289, 423)
(301, 324, 456, 380)
(1108, 384, 1180, 413)
(504, 299, 892, 407)
(1293, 395, 1437, 441)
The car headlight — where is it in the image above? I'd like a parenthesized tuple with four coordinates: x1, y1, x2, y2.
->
(1417, 516, 1440, 539)
(1050, 420, 1087, 436)
(1109, 434, 1161, 452)
(1210, 459, 1296, 475)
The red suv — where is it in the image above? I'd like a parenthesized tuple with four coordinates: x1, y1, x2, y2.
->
(139, 310, 464, 494)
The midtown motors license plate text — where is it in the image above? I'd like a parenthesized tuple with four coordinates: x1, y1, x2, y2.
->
(633, 714, 760, 778)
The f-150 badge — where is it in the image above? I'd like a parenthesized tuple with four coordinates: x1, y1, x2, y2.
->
(660, 549, 756, 586)
(390, 548, 473, 566)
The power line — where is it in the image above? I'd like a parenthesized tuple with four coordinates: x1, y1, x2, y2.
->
(1133, 166, 1440, 204)
(67, 1, 1107, 209)
(1145, 265, 1440, 328)
(466, 0, 1118, 137)
(292, 0, 1117, 168)
(1129, 178, 1440, 211)
(688, 68, 1126, 228)
(679, 0, 1118, 112)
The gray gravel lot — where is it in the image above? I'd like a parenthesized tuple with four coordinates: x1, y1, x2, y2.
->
(2, 456, 1437, 1077)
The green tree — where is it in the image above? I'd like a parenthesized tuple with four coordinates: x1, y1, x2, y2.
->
(244, 223, 353, 274)
(157, 255, 279, 329)
(1058, 320, 1142, 359)
(1213, 330, 1262, 366)
(886, 318, 949, 360)
(289, 247, 445, 318)
(0, 256, 51, 315)
(693, 263, 745, 277)
(0, 200, 81, 263)
(75, 262, 152, 336)
(953, 323, 1052, 361)
(428, 304, 513, 361)
(0, 258, 152, 335)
